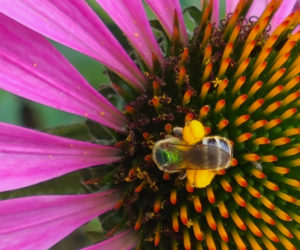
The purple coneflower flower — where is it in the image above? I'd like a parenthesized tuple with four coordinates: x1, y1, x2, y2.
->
(0, 0, 299, 249)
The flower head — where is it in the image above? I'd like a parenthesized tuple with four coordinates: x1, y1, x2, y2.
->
(0, 0, 299, 249)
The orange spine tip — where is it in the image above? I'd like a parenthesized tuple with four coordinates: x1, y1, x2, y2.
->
(164, 123, 172, 134)
(279, 40, 297, 58)
(243, 153, 260, 161)
(234, 173, 248, 187)
(180, 48, 189, 65)
(200, 82, 211, 100)
(248, 98, 264, 113)
(233, 58, 250, 79)
(264, 101, 281, 114)
(232, 229, 247, 250)
(249, 61, 267, 82)
(260, 196, 275, 210)
(276, 191, 296, 203)
(284, 178, 300, 187)
(282, 91, 300, 106)
(177, 67, 186, 86)
(291, 158, 300, 167)
(193, 221, 203, 241)
(218, 201, 229, 218)
(272, 20, 289, 37)
(217, 220, 229, 242)
(261, 155, 278, 162)
(228, 25, 241, 43)
(264, 180, 279, 191)
(185, 113, 194, 122)
(232, 192, 247, 207)
(152, 81, 159, 95)
(247, 234, 263, 250)
(271, 137, 291, 146)
(134, 182, 145, 193)
(193, 196, 202, 213)
(207, 187, 215, 204)
(172, 212, 179, 232)
(217, 168, 226, 175)
(277, 222, 293, 239)
(220, 179, 232, 192)
(218, 119, 229, 130)
(254, 47, 272, 68)
(142, 132, 150, 140)
(270, 53, 290, 73)
(231, 211, 247, 231)
(202, 62, 212, 82)
(248, 81, 263, 97)
(261, 225, 279, 242)
(260, 210, 276, 225)
(238, 40, 256, 64)
(265, 85, 284, 100)
(218, 58, 231, 77)
(251, 168, 266, 179)
(279, 235, 296, 250)
(247, 186, 261, 198)
(206, 232, 216, 250)
(281, 108, 297, 120)
(186, 181, 194, 193)
(214, 99, 226, 113)
(282, 147, 300, 157)
(183, 90, 193, 106)
(262, 237, 276, 250)
(221, 43, 233, 64)
(251, 119, 268, 130)
(231, 158, 238, 166)
(202, 44, 212, 66)
(199, 105, 210, 119)
(253, 137, 270, 145)
(170, 190, 177, 205)
(232, 76, 246, 94)
(154, 223, 161, 247)
(144, 154, 152, 162)
(114, 199, 123, 209)
(266, 68, 286, 87)
(244, 24, 260, 46)
(205, 209, 217, 230)
(284, 128, 300, 136)
(234, 114, 250, 127)
(202, 23, 212, 48)
(154, 197, 161, 213)
(163, 172, 170, 180)
(217, 79, 229, 96)
(290, 211, 300, 223)
(284, 64, 300, 82)
(272, 166, 290, 174)
(246, 203, 261, 219)
(180, 205, 188, 225)
(245, 218, 263, 237)
(283, 76, 300, 92)
(134, 211, 143, 231)
(266, 118, 281, 129)
(237, 132, 252, 143)
(232, 94, 247, 110)
(183, 229, 191, 250)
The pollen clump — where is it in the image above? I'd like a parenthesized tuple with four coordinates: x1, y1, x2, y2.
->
(182, 120, 205, 145)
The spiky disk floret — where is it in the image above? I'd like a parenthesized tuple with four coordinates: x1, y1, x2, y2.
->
(91, 0, 300, 249)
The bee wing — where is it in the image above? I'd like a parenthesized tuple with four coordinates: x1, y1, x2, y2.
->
(164, 143, 232, 172)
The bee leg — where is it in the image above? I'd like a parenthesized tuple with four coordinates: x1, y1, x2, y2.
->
(173, 127, 183, 138)
(251, 161, 263, 170)
(178, 171, 187, 180)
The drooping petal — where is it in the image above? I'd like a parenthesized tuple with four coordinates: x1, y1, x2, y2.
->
(144, 0, 188, 46)
(0, 0, 145, 92)
(96, 0, 163, 70)
(270, 0, 297, 32)
(0, 122, 122, 192)
(82, 230, 138, 250)
(0, 14, 128, 133)
(0, 190, 119, 249)
(212, 0, 220, 24)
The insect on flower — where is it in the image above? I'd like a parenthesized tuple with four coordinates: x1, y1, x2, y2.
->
(152, 120, 233, 185)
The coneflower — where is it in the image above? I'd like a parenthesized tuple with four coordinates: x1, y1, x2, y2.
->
(0, 0, 299, 249)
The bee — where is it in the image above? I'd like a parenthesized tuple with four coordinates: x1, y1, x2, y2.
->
(152, 130, 233, 173)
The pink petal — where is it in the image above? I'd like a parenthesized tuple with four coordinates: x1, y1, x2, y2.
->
(96, 0, 163, 70)
(226, 0, 240, 14)
(0, 14, 128, 133)
(0, 0, 145, 92)
(212, 0, 220, 24)
(0, 190, 119, 249)
(247, 0, 271, 18)
(270, 0, 297, 32)
(83, 230, 138, 250)
(145, 0, 188, 46)
(0, 122, 122, 192)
